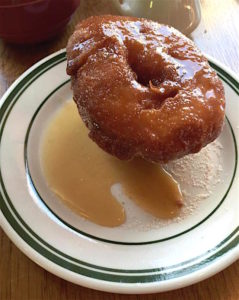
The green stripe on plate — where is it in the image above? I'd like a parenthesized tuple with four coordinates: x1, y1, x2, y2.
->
(1, 190, 238, 282)
(209, 61, 239, 95)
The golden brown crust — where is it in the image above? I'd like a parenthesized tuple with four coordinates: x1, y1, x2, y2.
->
(66, 15, 225, 162)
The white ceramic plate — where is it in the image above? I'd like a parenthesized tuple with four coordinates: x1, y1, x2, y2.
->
(0, 49, 238, 294)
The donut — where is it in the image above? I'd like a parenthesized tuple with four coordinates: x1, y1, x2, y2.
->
(66, 15, 225, 163)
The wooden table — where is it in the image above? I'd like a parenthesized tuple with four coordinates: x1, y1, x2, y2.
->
(0, 1, 238, 299)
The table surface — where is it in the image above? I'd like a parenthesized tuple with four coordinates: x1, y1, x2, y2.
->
(0, 0, 238, 299)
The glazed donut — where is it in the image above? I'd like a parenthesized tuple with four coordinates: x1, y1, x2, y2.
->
(66, 15, 225, 162)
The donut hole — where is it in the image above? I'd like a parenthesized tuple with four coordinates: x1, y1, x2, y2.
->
(129, 61, 179, 110)
(129, 62, 165, 87)
(126, 43, 180, 110)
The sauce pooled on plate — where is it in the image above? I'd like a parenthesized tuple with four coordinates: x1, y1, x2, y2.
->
(41, 101, 183, 227)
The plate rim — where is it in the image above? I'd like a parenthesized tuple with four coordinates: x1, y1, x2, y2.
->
(0, 48, 239, 294)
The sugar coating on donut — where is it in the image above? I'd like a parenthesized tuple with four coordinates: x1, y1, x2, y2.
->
(66, 15, 225, 162)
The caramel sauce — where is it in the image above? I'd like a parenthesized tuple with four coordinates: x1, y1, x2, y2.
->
(41, 101, 183, 227)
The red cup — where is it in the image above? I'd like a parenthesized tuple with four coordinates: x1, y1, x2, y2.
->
(0, 0, 81, 43)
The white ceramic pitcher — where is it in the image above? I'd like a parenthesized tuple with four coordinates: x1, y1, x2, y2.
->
(113, 0, 201, 35)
